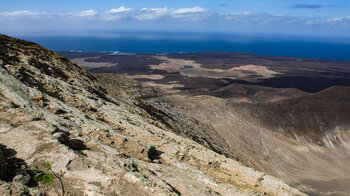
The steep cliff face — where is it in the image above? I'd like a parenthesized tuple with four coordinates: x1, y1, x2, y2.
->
(0, 35, 306, 195)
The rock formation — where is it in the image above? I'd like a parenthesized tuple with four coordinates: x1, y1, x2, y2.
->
(0, 35, 306, 195)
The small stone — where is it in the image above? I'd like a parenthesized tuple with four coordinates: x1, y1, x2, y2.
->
(13, 172, 30, 185)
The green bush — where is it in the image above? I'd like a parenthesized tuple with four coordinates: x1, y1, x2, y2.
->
(32, 162, 65, 196)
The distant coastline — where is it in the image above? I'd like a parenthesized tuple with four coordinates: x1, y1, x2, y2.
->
(19, 34, 350, 61)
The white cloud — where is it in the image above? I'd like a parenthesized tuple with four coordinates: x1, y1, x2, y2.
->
(326, 16, 350, 24)
(0, 10, 41, 16)
(107, 6, 132, 14)
(76, 9, 97, 17)
(303, 16, 350, 26)
(170, 6, 210, 21)
(223, 12, 288, 24)
(134, 7, 170, 20)
(172, 6, 206, 14)
(0, 7, 349, 28)
(103, 6, 133, 21)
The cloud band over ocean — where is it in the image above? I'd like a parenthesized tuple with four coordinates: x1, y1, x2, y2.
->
(1, 6, 349, 36)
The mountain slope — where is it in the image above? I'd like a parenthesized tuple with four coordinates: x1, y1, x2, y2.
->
(92, 52, 350, 195)
(139, 86, 350, 196)
(0, 35, 305, 195)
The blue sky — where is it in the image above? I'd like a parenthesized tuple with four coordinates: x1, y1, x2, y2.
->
(1, 0, 349, 37)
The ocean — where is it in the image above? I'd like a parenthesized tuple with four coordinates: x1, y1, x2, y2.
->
(18, 33, 350, 61)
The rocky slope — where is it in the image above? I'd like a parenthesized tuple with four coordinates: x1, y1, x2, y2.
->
(97, 73, 350, 196)
(0, 35, 306, 195)
(166, 93, 350, 196)
(93, 58, 350, 195)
